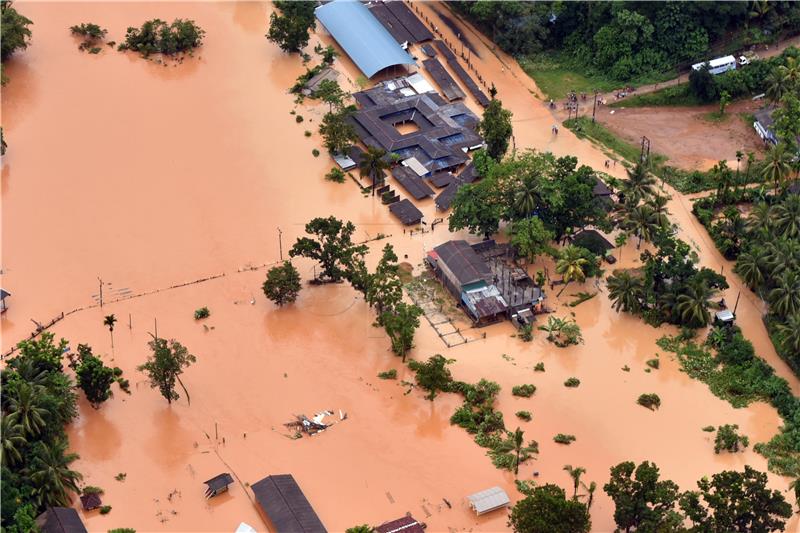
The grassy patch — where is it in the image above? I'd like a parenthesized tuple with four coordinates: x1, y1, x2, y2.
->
(563, 117, 668, 168)
(377, 369, 397, 380)
(519, 52, 674, 101)
(516, 410, 532, 421)
(553, 433, 576, 445)
(609, 83, 701, 108)
(701, 111, 731, 124)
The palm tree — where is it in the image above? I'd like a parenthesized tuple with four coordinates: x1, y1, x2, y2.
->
(774, 314, 800, 356)
(496, 428, 538, 477)
(563, 464, 586, 500)
(734, 249, 767, 288)
(765, 70, 788, 104)
(788, 477, 800, 514)
(772, 194, 800, 238)
(555, 245, 589, 296)
(676, 280, 715, 328)
(622, 162, 657, 204)
(359, 146, 390, 197)
(1, 414, 27, 466)
(749, 0, 771, 24)
(538, 316, 565, 341)
(607, 271, 645, 313)
(645, 194, 671, 230)
(624, 204, 659, 249)
(29, 439, 82, 508)
(778, 56, 799, 88)
(761, 144, 792, 191)
(580, 480, 597, 509)
(746, 202, 774, 234)
(7, 382, 48, 437)
(513, 176, 539, 218)
(104, 314, 117, 352)
(768, 271, 800, 318)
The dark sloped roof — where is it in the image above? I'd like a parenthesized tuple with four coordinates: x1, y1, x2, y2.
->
(79, 493, 102, 511)
(205, 473, 234, 492)
(252, 475, 327, 533)
(389, 198, 424, 225)
(434, 40, 490, 107)
(421, 43, 437, 58)
(429, 170, 455, 188)
(459, 162, 479, 183)
(473, 296, 507, 319)
(384, 1, 433, 42)
(434, 240, 492, 286)
(376, 515, 425, 533)
(435, 178, 464, 211)
(315, 0, 415, 78)
(423, 58, 466, 102)
(368, 2, 414, 45)
(0, 288, 9, 299)
(37, 508, 87, 533)
(572, 229, 615, 253)
(592, 177, 613, 197)
(393, 166, 434, 199)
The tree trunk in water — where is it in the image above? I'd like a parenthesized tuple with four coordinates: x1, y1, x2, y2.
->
(177, 375, 191, 406)
(557, 281, 571, 297)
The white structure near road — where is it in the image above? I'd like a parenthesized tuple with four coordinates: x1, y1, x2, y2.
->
(692, 55, 737, 75)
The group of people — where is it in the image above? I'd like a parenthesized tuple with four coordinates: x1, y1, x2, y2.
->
(614, 85, 637, 99)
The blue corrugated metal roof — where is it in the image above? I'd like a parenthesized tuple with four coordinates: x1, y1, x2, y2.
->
(315, 0, 415, 78)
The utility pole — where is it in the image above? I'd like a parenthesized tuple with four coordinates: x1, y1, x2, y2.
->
(97, 277, 104, 308)
(592, 90, 599, 123)
(733, 290, 741, 316)
(277, 227, 283, 261)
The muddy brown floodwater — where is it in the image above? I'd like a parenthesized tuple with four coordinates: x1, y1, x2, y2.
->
(2, 2, 797, 532)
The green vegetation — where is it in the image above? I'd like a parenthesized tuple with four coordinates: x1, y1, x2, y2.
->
(610, 83, 701, 108)
(70, 344, 119, 408)
(714, 424, 749, 453)
(295, 115, 304, 123)
(637, 393, 661, 410)
(407, 355, 453, 401)
(516, 410, 532, 422)
(646, 358, 660, 370)
(262, 261, 302, 306)
(604, 461, 791, 532)
(702, 425, 716, 432)
(325, 168, 345, 183)
(511, 384, 536, 397)
(319, 106, 357, 154)
(533, 362, 545, 372)
(193, 307, 210, 320)
(567, 292, 596, 308)
(290, 217, 367, 282)
(267, 0, 316, 53)
(1, 333, 82, 529)
(377, 369, 397, 380)
(509, 482, 591, 533)
(311, 148, 319, 157)
(554, 434, 576, 445)
(108, 529, 136, 533)
(344, 526, 372, 533)
(489, 427, 538, 476)
(564, 377, 581, 388)
(114, 472, 127, 481)
(538, 316, 583, 347)
(564, 117, 667, 169)
(517, 323, 533, 342)
(70, 23, 107, 53)
(478, 98, 513, 160)
(137, 337, 196, 405)
(118, 19, 205, 57)
(1, 1, 32, 62)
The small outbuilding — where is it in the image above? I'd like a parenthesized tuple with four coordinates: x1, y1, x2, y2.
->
(36, 508, 87, 533)
(204, 472, 235, 498)
(715, 309, 735, 327)
(79, 493, 102, 511)
(375, 514, 425, 533)
(251, 474, 327, 533)
(389, 198, 424, 225)
(467, 486, 510, 515)
(0, 288, 9, 313)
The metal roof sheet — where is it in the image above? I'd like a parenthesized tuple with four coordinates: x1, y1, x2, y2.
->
(316, 0, 415, 78)
(467, 486, 510, 515)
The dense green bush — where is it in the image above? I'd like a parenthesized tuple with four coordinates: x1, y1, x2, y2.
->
(512, 384, 537, 397)
(118, 18, 205, 57)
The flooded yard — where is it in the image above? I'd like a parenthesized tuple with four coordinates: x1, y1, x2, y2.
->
(2, 2, 797, 532)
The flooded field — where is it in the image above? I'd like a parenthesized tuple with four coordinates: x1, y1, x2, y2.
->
(2, 2, 797, 532)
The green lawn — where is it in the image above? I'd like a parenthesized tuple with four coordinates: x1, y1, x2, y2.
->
(563, 117, 668, 168)
(519, 53, 675, 101)
(608, 83, 702, 108)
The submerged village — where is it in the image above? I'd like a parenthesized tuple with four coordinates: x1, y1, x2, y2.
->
(2, 1, 800, 532)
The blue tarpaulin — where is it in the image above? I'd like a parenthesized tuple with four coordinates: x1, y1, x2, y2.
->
(315, 0, 415, 78)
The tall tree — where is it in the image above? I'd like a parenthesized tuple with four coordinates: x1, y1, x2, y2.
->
(607, 271, 645, 313)
(74, 344, 115, 409)
(563, 464, 587, 500)
(761, 144, 792, 192)
(676, 279, 715, 327)
(509, 483, 591, 533)
(266, 0, 316, 53)
(555, 245, 590, 296)
(604, 461, 682, 532)
(478, 98, 513, 161)
(319, 107, 358, 154)
(137, 337, 196, 405)
(103, 314, 117, 352)
(1, 1, 32, 61)
(407, 354, 454, 400)
(679, 466, 792, 532)
(289, 216, 367, 282)
(448, 178, 504, 238)
(493, 428, 539, 477)
(358, 146, 390, 196)
(621, 162, 658, 205)
(509, 217, 554, 264)
(263, 261, 302, 306)
(314, 79, 347, 111)
(6, 383, 47, 438)
(380, 302, 422, 361)
(0, 414, 26, 466)
(366, 244, 403, 318)
(28, 439, 82, 508)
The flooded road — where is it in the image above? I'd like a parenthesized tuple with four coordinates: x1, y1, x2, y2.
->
(2, 2, 797, 532)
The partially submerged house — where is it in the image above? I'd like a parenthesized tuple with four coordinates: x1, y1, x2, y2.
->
(36, 508, 87, 533)
(467, 486, 510, 515)
(0, 288, 9, 313)
(204, 472, 234, 498)
(251, 474, 327, 533)
(376, 515, 426, 533)
(754, 107, 779, 145)
(427, 240, 508, 324)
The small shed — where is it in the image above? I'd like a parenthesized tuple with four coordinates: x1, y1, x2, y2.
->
(333, 152, 356, 171)
(205, 473, 235, 498)
(467, 486, 510, 515)
(0, 288, 9, 313)
(376, 515, 425, 533)
(79, 493, 102, 511)
(389, 199, 423, 225)
(715, 309, 735, 327)
(302, 67, 339, 96)
(36, 508, 87, 533)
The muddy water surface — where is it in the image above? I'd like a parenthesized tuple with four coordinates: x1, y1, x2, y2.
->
(2, 2, 797, 532)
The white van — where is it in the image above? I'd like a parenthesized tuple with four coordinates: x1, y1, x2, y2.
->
(692, 55, 737, 76)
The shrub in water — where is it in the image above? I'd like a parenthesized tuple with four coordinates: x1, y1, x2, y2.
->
(377, 369, 397, 380)
(516, 410, 532, 421)
(194, 307, 210, 320)
(564, 377, 580, 388)
(637, 393, 661, 410)
(553, 433, 576, 444)
(512, 384, 536, 397)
